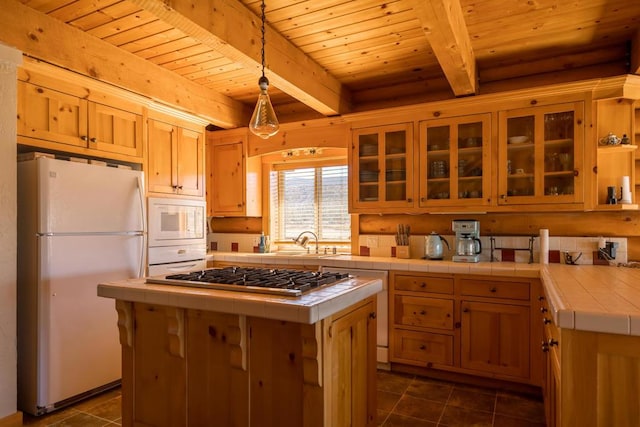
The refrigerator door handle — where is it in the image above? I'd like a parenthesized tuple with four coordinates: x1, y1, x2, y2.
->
(136, 175, 146, 233)
(139, 233, 147, 279)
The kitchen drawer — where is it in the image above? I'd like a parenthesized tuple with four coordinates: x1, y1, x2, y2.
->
(392, 329, 454, 366)
(394, 275, 453, 294)
(394, 295, 454, 330)
(460, 279, 530, 300)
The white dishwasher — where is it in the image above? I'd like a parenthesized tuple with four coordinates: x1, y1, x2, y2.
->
(321, 267, 389, 364)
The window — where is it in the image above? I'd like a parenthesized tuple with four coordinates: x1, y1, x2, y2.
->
(270, 164, 350, 243)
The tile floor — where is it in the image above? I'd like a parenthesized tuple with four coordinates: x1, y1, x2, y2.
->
(22, 387, 122, 426)
(377, 370, 545, 427)
(21, 370, 545, 426)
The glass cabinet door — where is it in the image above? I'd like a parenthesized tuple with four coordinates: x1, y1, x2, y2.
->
(499, 102, 583, 205)
(352, 123, 413, 210)
(419, 114, 491, 207)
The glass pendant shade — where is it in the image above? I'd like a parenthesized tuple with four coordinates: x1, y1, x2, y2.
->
(249, 77, 279, 139)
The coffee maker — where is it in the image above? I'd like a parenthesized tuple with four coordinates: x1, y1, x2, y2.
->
(452, 219, 482, 263)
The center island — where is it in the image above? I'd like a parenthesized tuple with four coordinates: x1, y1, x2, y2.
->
(98, 272, 382, 427)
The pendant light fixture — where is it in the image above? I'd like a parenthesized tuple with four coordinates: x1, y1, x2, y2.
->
(249, 0, 279, 139)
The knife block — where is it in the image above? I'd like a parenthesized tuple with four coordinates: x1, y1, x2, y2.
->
(396, 245, 410, 259)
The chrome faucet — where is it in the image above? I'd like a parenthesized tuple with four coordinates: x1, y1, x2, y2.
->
(293, 231, 319, 254)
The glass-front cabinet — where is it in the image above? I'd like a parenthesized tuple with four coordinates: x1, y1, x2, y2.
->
(498, 102, 584, 206)
(351, 123, 413, 211)
(419, 114, 491, 207)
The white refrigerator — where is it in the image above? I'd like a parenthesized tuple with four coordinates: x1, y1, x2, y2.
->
(17, 157, 146, 416)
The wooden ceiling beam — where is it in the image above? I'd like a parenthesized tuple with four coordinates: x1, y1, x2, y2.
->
(128, 0, 351, 116)
(0, 0, 248, 128)
(631, 28, 640, 75)
(407, 0, 477, 96)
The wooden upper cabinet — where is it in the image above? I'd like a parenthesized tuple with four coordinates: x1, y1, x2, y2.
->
(18, 81, 88, 147)
(17, 80, 144, 160)
(497, 102, 585, 207)
(419, 113, 492, 208)
(350, 123, 414, 213)
(147, 117, 204, 198)
(206, 130, 261, 217)
(88, 101, 143, 158)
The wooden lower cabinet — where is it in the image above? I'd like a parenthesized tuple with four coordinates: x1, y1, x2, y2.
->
(460, 300, 530, 378)
(392, 329, 454, 367)
(390, 272, 540, 385)
(115, 296, 376, 427)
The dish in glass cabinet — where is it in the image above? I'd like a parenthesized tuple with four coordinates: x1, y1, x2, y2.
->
(508, 136, 529, 144)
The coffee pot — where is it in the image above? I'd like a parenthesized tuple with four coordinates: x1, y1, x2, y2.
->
(456, 234, 482, 256)
(424, 232, 450, 260)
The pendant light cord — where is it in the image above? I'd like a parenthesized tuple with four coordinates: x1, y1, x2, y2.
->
(260, 0, 266, 79)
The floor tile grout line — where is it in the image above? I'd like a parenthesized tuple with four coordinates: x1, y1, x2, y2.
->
(491, 392, 498, 426)
(435, 383, 454, 426)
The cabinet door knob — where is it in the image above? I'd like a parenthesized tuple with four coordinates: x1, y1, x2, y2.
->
(90, 137, 97, 143)
(542, 318, 551, 325)
(369, 312, 377, 319)
(407, 198, 412, 203)
(548, 338, 558, 347)
(538, 295, 545, 301)
(419, 344, 426, 350)
(80, 135, 88, 141)
(573, 169, 579, 177)
(463, 307, 469, 313)
(489, 287, 497, 293)
(420, 282, 426, 288)
(540, 307, 548, 313)
(419, 310, 426, 315)
(541, 341, 549, 352)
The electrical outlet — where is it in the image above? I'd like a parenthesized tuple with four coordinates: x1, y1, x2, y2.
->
(367, 236, 379, 248)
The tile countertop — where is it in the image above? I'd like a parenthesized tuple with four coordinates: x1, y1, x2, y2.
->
(208, 252, 640, 336)
(97, 276, 382, 325)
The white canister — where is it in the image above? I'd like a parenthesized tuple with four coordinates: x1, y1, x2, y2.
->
(620, 176, 632, 204)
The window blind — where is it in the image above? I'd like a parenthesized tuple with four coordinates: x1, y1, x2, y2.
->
(270, 164, 350, 242)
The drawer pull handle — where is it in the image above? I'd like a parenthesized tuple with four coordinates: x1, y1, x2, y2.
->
(420, 310, 426, 315)
(420, 282, 426, 288)
(489, 287, 497, 293)
(419, 345, 426, 350)
(542, 318, 551, 325)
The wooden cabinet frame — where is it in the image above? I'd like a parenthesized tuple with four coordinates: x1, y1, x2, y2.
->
(389, 271, 542, 386)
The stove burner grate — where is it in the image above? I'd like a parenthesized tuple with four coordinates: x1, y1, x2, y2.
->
(146, 266, 350, 296)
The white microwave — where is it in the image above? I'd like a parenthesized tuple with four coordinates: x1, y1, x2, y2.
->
(148, 197, 206, 247)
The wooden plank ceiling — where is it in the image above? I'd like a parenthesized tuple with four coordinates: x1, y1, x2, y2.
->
(13, 0, 640, 127)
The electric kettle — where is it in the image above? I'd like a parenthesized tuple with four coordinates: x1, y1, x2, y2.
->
(424, 232, 450, 260)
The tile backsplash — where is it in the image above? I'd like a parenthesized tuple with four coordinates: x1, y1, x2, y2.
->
(358, 234, 628, 265)
(208, 232, 628, 264)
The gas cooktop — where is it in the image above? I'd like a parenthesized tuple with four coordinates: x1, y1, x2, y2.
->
(145, 266, 350, 296)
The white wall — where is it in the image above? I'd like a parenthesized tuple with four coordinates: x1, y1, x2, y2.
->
(0, 43, 21, 420)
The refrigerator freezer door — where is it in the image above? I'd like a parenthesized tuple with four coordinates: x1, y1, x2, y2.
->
(36, 158, 145, 234)
(37, 234, 143, 408)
